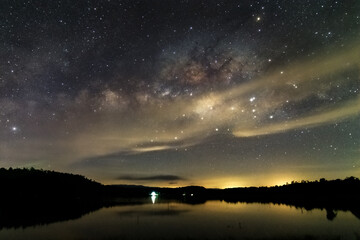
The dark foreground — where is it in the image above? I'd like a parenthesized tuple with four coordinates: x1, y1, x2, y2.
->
(0, 168, 359, 229)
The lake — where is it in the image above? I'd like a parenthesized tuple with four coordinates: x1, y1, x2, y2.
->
(1, 197, 360, 240)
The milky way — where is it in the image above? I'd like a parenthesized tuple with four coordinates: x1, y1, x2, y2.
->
(1, 0, 359, 187)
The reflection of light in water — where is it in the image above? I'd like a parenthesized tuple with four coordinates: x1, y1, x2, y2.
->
(150, 191, 158, 204)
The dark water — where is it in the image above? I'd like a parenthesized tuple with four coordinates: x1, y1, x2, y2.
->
(1, 198, 360, 240)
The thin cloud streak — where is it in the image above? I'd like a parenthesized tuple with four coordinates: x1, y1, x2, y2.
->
(233, 96, 360, 137)
(117, 174, 185, 181)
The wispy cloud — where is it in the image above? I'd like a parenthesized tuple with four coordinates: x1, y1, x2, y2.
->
(233, 95, 360, 137)
(117, 174, 186, 181)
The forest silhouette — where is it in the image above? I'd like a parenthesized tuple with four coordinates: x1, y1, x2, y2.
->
(0, 168, 359, 229)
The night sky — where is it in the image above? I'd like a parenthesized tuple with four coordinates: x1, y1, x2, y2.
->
(1, 0, 359, 188)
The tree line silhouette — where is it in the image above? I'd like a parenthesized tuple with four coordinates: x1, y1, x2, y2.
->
(1, 167, 359, 204)
(0, 167, 103, 201)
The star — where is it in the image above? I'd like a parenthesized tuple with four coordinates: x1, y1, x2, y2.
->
(0, 0, 358, 188)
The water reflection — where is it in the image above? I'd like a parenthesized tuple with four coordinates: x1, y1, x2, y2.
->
(0, 200, 103, 230)
(6, 201, 360, 240)
(0, 201, 360, 240)
(118, 209, 190, 217)
(0, 198, 360, 240)
(326, 208, 337, 221)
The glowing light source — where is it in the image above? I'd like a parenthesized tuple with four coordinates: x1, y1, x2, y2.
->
(150, 191, 158, 204)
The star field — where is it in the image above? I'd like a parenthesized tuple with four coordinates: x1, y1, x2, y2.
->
(0, 0, 359, 187)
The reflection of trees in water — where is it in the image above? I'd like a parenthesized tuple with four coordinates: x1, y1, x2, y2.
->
(351, 209, 360, 220)
(118, 209, 190, 217)
(2, 200, 359, 229)
(0, 200, 103, 230)
(223, 200, 360, 221)
(354, 232, 360, 240)
(326, 208, 337, 221)
(0, 200, 359, 229)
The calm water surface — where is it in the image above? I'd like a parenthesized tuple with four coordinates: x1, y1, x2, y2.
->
(1, 199, 360, 240)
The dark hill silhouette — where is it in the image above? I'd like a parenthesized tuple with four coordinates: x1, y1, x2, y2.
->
(0, 167, 103, 201)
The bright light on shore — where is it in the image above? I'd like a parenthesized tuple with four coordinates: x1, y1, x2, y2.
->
(150, 191, 158, 204)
